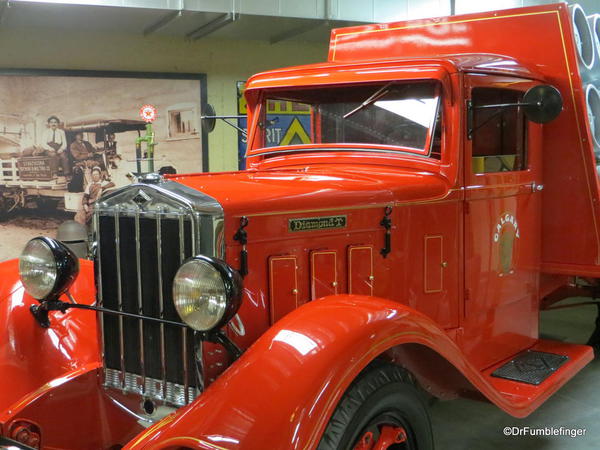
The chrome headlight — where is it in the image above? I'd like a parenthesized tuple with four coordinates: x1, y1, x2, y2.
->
(19, 237, 79, 300)
(172, 256, 242, 332)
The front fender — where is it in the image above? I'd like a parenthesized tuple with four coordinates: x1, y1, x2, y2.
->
(0, 258, 100, 422)
(127, 295, 476, 450)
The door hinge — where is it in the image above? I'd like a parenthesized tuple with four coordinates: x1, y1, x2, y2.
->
(380, 206, 393, 258)
(464, 202, 470, 215)
(233, 216, 249, 277)
(464, 289, 470, 302)
(467, 99, 474, 140)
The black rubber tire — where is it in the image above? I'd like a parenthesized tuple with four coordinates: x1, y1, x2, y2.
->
(318, 361, 434, 450)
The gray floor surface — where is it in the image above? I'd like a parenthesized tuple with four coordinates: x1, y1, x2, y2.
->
(430, 299, 600, 449)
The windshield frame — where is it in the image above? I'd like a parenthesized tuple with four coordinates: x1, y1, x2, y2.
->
(247, 78, 444, 159)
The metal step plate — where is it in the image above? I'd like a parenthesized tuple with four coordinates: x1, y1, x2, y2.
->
(491, 350, 569, 385)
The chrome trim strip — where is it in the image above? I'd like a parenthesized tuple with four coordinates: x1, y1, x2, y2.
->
(114, 207, 126, 387)
(94, 210, 106, 367)
(156, 211, 167, 399)
(191, 213, 197, 254)
(99, 180, 222, 215)
(251, 146, 431, 158)
(179, 214, 190, 404)
(178, 214, 185, 262)
(182, 330, 189, 404)
(105, 368, 196, 408)
(190, 214, 201, 393)
(94, 210, 191, 218)
(195, 334, 205, 392)
(135, 211, 146, 392)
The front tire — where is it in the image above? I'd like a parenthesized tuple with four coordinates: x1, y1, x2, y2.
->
(318, 361, 434, 450)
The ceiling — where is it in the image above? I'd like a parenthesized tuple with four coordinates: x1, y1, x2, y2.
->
(0, 0, 597, 44)
(0, 0, 369, 43)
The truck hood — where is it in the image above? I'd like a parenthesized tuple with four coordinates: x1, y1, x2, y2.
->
(169, 164, 450, 217)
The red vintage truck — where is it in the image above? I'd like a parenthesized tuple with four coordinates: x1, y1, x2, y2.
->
(1, 2, 600, 449)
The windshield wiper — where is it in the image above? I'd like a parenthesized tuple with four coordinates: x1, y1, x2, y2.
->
(343, 82, 393, 119)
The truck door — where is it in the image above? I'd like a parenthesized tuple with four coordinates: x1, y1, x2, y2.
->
(462, 74, 543, 369)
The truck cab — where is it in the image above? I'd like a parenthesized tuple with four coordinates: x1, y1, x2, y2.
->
(0, 3, 598, 449)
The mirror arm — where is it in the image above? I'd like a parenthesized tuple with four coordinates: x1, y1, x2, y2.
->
(221, 118, 247, 136)
(467, 100, 542, 139)
(201, 115, 246, 119)
(201, 115, 247, 136)
(472, 101, 538, 110)
(468, 101, 505, 140)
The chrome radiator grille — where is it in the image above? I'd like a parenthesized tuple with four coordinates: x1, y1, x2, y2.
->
(96, 210, 200, 406)
(94, 180, 224, 408)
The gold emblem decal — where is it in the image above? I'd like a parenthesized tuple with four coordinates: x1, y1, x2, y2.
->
(493, 213, 520, 275)
(289, 215, 347, 232)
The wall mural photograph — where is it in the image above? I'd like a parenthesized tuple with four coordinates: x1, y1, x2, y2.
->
(0, 71, 205, 261)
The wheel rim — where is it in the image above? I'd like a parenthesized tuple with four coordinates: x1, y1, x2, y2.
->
(352, 414, 413, 450)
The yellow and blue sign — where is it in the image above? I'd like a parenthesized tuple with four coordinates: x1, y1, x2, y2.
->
(237, 82, 312, 169)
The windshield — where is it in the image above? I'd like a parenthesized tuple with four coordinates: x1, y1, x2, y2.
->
(254, 81, 442, 158)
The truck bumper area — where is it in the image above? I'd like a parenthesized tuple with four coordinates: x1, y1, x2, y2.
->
(0, 367, 146, 449)
(0, 259, 144, 448)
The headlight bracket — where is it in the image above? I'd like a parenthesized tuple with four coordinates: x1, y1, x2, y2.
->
(29, 299, 243, 361)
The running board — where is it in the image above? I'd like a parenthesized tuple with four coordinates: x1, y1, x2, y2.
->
(480, 340, 593, 417)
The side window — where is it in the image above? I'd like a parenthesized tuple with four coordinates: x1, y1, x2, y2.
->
(471, 88, 527, 173)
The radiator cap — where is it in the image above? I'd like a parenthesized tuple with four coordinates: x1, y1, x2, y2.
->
(139, 173, 163, 184)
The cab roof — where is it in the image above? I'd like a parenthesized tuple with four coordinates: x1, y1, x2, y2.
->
(245, 54, 544, 92)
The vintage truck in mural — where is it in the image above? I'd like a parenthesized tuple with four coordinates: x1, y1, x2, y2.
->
(2, 3, 600, 449)
(0, 117, 146, 217)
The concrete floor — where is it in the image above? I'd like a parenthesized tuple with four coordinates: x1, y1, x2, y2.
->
(430, 299, 600, 449)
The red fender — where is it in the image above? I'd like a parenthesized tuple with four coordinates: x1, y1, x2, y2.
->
(126, 294, 551, 450)
(0, 258, 100, 423)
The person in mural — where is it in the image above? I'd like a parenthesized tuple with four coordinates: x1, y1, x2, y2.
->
(74, 166, 114, 225)
(70, 132, 96, 162)
(70, 132, 106, 169)
(68, 132, 110, 193)
(41, 115, 70, 176)
(22, 116, 70, 177)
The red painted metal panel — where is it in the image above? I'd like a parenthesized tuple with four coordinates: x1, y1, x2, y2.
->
(124, 296, 593, 449)
(406, 202, 461, 330)
(348, 246, 373, 296)
(311, 250, 338, 300)
(461, 74, 542, 369)
(268, 256, 298, 323)
(424, 235, 443, 293)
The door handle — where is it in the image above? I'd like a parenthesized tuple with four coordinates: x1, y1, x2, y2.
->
(531, 182, 544, 193)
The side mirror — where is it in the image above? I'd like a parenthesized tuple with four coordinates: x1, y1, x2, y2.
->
(202, 103, 217, 133)
(522, 85, 563, 124)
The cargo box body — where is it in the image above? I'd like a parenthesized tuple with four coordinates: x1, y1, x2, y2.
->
(330, 3, 600, 276)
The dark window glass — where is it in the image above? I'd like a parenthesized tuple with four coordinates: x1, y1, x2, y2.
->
(258, 82, 443, 158)
(471, 88, 527, 173)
